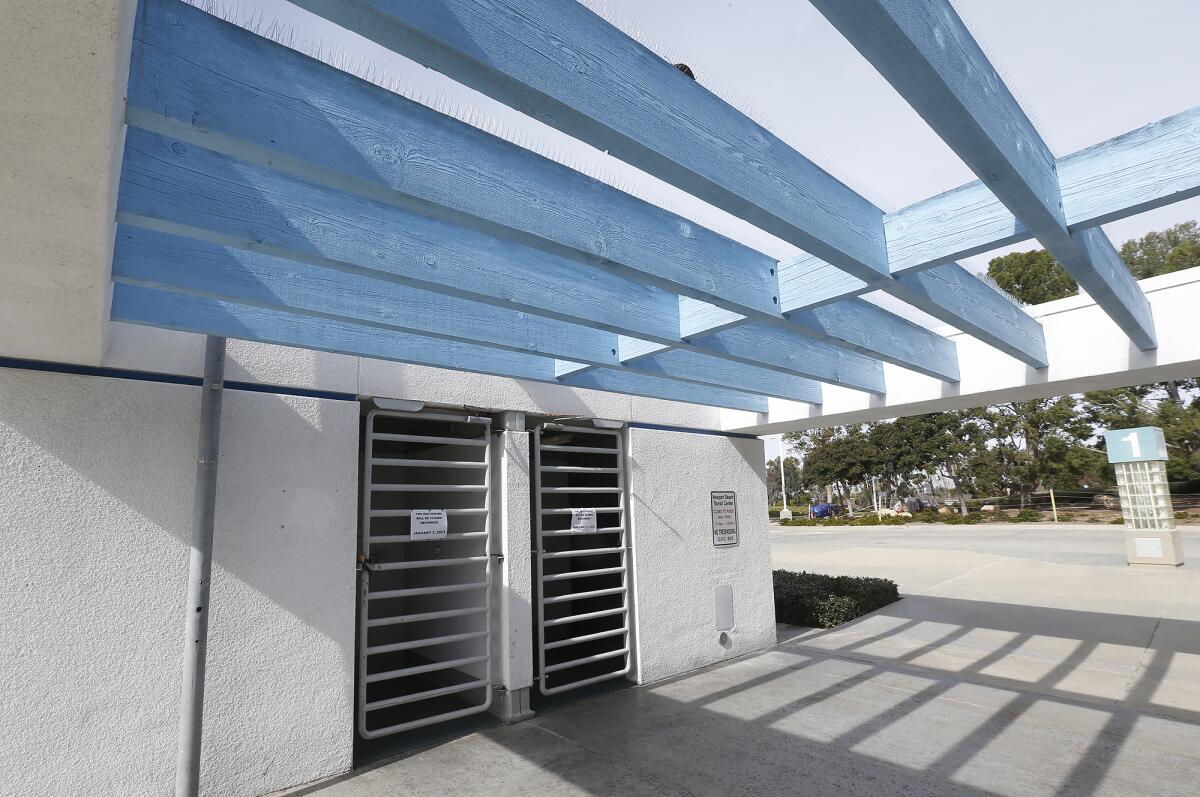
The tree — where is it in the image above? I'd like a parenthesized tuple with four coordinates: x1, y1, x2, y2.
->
(987, 249, 1077, 304)
(1119, 221, 1200, 279)
(974, 398, 1097, 504)
(986, 221, 1200, 307)
(766, 456, 803, 506)
(899, 411, 993, 513)
(1081, 381, 1200, 482)
(788, 425, 877, 511)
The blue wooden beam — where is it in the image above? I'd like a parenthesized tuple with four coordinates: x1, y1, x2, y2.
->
(811, 0, 1156, 350)
(274, 0, 1047, 369)
(776, 256, 1046, 368)
(682, 324, 886, 395)
(111, 284, 770, 412)
(113, 225, 821, 404)
(112, 225, 621, 366)
(890, 266, 1046, 366)
(677, 295, 959, 382)
(118, 128, 680, 343)
(284, 0, 890, 282)
(117, 128, 866, 393)
(565, 348, 822, 404)
(126, 0, 957, 383)
(130, 0, 781, 318)
(886, 108, 1200, 275)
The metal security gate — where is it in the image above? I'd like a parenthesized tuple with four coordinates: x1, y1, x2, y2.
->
(358, 410, 493, 738)
(533, 424, 631, 695)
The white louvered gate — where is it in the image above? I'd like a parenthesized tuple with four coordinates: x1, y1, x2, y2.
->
(533, 424, 632, 695)
(358, 410, 493, 738)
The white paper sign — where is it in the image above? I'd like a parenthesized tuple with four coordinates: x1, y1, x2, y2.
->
(570, 508, 598, 533)
(411, 509, 448, 539)
(1134, 537, 1164, 559)
(711, 491, 738, 547)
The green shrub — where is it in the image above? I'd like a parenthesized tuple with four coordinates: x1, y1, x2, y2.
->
(1012, 509, 1042, 522)
(943, 513, 981, 524)
(1109, 517, 1126, 525)
(816, 595, 860, 628)
(778, 514, 913, 527)
(772, 570, 901, 629)
(847, 514, 891, 526)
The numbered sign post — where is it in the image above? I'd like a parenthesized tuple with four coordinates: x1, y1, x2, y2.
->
(1102, 426, 1183, 566)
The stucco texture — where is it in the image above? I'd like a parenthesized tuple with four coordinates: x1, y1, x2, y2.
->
(0, 0, 134, 364)
(626, 428, 776, 685)
(490, 430, 533, 692)
(0, 368, 358, 796)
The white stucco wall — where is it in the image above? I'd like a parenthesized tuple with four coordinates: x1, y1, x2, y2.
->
(0, 0, 133, 364)
(626, 428, 776, 685)
(0, 367, 358, 796)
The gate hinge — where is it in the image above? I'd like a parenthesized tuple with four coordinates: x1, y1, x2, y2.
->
(491, 553, 505, 564)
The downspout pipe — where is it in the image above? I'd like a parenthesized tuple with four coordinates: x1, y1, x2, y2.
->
(176, 336, 227, 797)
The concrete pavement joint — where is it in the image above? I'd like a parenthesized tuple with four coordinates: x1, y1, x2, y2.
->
(918, 556, 1013, 595)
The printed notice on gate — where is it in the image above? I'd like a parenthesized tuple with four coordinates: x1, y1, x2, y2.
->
(411, 509, 448, 539)
(711, 491, 738, 547)
(570, 508, 598, 533)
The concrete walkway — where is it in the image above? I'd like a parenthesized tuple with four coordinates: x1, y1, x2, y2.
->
(285, 525, 1200, 796)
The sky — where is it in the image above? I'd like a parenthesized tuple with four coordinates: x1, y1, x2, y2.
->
(194, 0, 1200, 459)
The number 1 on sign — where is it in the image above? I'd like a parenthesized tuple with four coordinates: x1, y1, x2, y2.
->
(1121, 431, 1141, 459)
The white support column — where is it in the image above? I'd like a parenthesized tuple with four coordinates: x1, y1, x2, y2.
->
(489, 411, 535, 723)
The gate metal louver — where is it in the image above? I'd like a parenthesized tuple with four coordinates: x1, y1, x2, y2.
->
(533, 425, 631, 695)
(358, 409, 493, 738)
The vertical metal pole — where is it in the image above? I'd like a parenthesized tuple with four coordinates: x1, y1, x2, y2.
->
(778, 439, 788, 513)
(176, 336, 226, 797)
(776, 435, 793, 521)
(1049, 487, 1059, 523)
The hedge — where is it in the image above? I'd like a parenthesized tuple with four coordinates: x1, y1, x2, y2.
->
(776, 509, 1056, 526)
(773, 570, 900, 629)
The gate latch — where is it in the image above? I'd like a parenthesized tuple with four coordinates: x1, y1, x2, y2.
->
(491, 553, 505, 564)
(357, 553, 375, 572)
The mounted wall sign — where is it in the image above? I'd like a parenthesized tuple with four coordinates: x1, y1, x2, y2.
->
(711, 491, 738, 547)
(410, 509, 448, 539)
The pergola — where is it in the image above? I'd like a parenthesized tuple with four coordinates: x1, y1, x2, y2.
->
(113, 0, 1199, 419)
